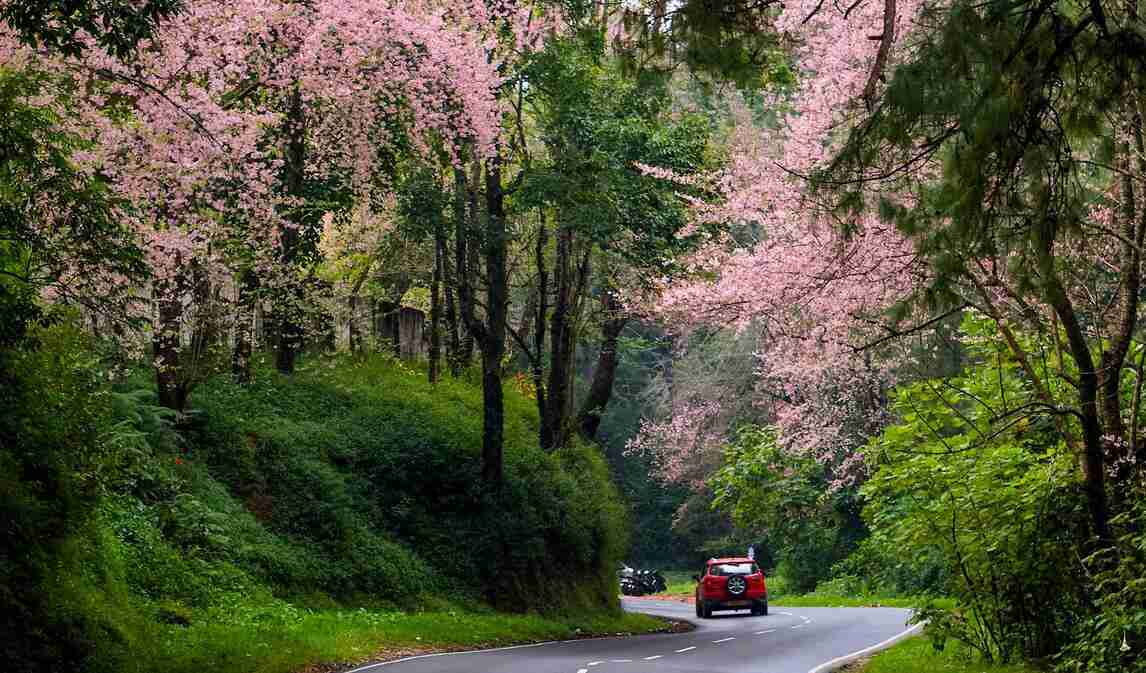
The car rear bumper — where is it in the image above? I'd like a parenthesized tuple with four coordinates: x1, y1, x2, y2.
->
(706, 593, 767, 611)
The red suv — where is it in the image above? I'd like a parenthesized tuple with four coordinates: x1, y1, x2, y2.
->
(694, 557, 768, 618)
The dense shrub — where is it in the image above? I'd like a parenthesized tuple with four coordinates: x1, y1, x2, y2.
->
(863, 320, 1092, 663)
(1056, 494, 1146, 673)
(3, 330, 628, 672)
(0, 320, 129, 671)
(185, 354, 628, 610)
(711, 425, 866, 592)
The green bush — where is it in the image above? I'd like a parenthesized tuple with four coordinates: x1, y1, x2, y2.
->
(711, 425, 866, 593)
(184, 354, 627, 611)
(3, 327, 629, 672)
(863, 316, 1091, 663)
(1056, 494, 1146, 673)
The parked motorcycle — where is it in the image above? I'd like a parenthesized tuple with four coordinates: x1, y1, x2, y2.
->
(617, 564, 666, 596)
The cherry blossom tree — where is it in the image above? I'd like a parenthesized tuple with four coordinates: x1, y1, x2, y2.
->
(633, 0, 927, 490)
(3, 0, 534, 408)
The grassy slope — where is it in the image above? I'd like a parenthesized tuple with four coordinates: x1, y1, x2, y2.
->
(127, 607, 669, 673)
(858, 637, 1038, 673)
(32, 352, 670, 673)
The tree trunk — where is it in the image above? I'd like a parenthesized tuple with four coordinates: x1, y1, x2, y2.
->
(542, 227, 574, 449)
(429, 221, 443, 384)
(578, 287, 627, 443)
(455, 153, 507, 485)
(440, 214, 460, 377)
(464, 158, 482, 368)
(348, 293, 362, 354)
(455, 166, 477, 372)
(481, 156, 508, 484)
(154, 268, 185, 411)
(232, 269, 257, 384)
(542, 231, 592, 451)
(275, 85, 306, 374)
(1098, 127, 1143, 450)
(1037, 225, 1111, 545)
(532, 211, 550, 438)
(189, 258, 216, 375)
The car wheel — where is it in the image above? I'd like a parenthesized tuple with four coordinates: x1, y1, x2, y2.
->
(695, 598, 702, 618)
(702, 602, 713, 619)
(761, 600, 768, 616)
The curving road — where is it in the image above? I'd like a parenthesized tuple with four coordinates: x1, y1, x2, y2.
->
(347, 599, 919, 673)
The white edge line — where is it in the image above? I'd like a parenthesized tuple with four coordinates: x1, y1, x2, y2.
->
(712, 637, 736, 643)
(343, 625, 673, 673)
(347, 605, 697, 672)
(343, 640, 558, 673)
(644, 655, 663, 660)
(806, 623, 924, 673)
(675, 646, 696, 653)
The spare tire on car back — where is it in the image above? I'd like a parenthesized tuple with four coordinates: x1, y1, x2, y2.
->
(726, 575, 747, 596)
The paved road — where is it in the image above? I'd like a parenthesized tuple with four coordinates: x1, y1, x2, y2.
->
(348, 599, 917, 673)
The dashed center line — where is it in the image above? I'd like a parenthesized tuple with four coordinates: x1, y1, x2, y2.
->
(610, 659, 633, 663)
(675, 646, 697, 653)
(713, 637, 736, 643)
(587, 662, 602, 667)
(577, 669, 587, 673)
(643, 655, 663, 660)
(755, 629, 777, 635)
(792, 624, 805, 629)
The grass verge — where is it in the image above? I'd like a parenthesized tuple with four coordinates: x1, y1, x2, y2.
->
(771, 595, 954, 609)
(852, 636, 1038, 673)
(130, 607, 678, 673)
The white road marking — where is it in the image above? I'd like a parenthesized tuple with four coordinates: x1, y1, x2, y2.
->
(343, 640, 557, 672)
(755, 629, 777, 635)
(806, 623, 925, 673)
(792, 624, 805, 629)
(779, 611, 793, 616)
(587, 663, 602, 667)
(611, 659, 633, 663)
(577, 669, 588, 673)
(675, 646, 697, 653)
(643, 655, 663, 660)
(713, 637, 736, 643)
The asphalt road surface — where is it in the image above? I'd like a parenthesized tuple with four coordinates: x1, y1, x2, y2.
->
(347, 599, 918, 673)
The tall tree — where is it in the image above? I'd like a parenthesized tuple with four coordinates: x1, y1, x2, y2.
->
(514, 32, 713, 450)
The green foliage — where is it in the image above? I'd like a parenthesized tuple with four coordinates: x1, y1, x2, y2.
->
(0, 319, 164, 671)
(860, 636, 1039, 673)
(1056, 494, 1146, 673)
(519, 35, 715, 282)
(0, 66, 145, 324)
(711, 425, 865, 592)
(186, 355, 628, 610)
(590, 328, 694, 566)
(828, 536, 948, 598)
(0, 0, 181, 58)
(863, 314, 1090, 663)
(3, 321, 632, 672)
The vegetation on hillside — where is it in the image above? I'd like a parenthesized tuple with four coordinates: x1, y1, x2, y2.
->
(0, 316, 639, 673)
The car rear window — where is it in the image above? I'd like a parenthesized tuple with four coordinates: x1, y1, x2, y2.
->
(710, 562, 758, 576)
